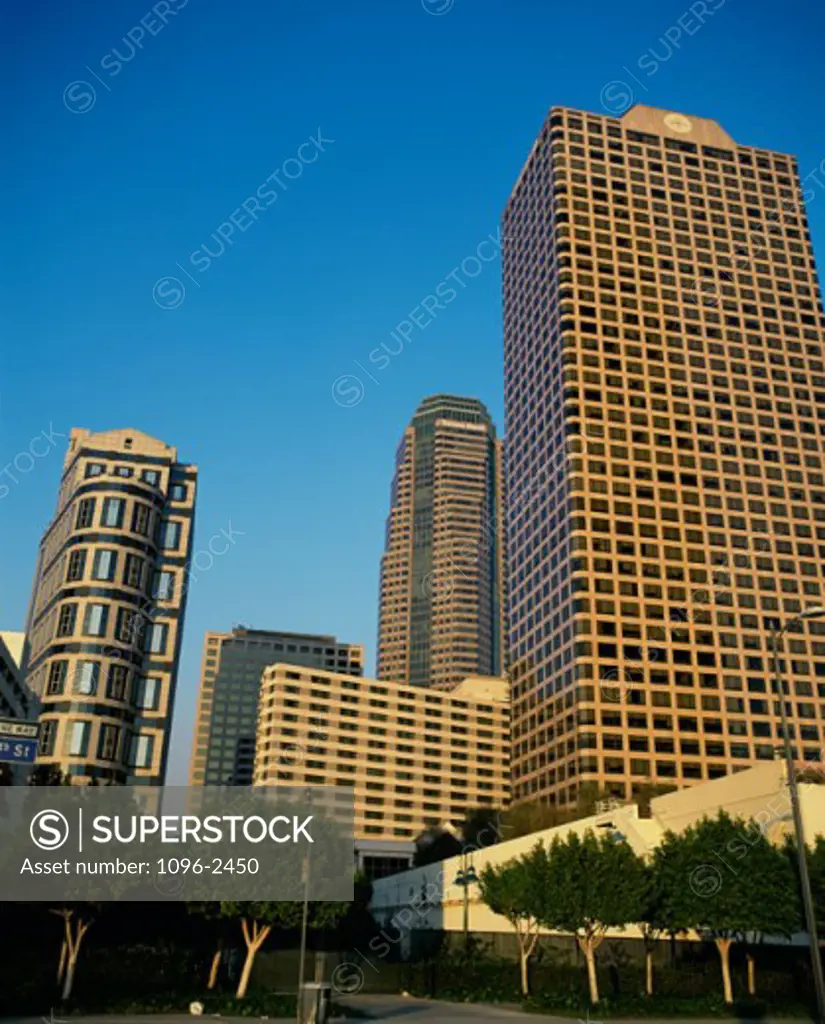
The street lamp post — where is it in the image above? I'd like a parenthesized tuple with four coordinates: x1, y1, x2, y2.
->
(454, 852, 478, 947)
(771, 607, 825, 1023)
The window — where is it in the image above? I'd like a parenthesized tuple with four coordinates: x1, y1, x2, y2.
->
(85, 463, 104, 478)
(129, 733, 155, 768)
(134, 676, 161, 711)
(145, 622, 168, 655)
(170, 483, 187, 502)
(66, 549, 86, 581)
(74, 660, 100, 695)
(141, 469, 161, 486)
(97, 724, 122, 761)
(160, 521, 181, 550)
(101, 497, 125, 528)
(153, 571, 175, 601)
(46, 661, 68, 695)
(83, 603, 108, 637)
(66, 721, 91, 757)
(56, 604, 77, 637)
(123, 554, 144, 589)
(75, 498, 95, 529)
(131, 503, 151, 536)
(106, 664, 130, 701)
(114, 466, 132, 478)
(91, 549, 117, 581)
(116, 607, 143, 645)
(38, 720, 57, 756)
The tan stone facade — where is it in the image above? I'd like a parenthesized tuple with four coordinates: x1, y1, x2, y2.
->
(377, 395, 506, 690)
(24, 428, 197, 784)
(503, 104, 825, 806)
(254, 666, 510, 840)
(190, 628, 364, 786)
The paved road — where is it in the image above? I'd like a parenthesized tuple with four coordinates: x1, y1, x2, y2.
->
(343, 993, 578, 1021)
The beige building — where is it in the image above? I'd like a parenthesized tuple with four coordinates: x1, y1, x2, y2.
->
(377, 395, 506, 691)
(503, 103, 825, 807)
(0, 631, 32, 721)
(190, 628, 364, 786)
(23, 428, 197, 784)
(254, 666, 510, 841)
(370, 761, 825, 945)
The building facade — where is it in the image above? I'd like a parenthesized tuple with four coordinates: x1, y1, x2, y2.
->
(377, 395, 506, 690)
(503, 104, 825, 806)
(23, 428, 197, 784)
(0, 632, 32, 721)
(254, 666, 510, 841)
(189, 628, 364, 785)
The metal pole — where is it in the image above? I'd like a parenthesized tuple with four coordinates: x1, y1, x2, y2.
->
(771, 624, 825, 1022)
(296, 853, 310, 1024)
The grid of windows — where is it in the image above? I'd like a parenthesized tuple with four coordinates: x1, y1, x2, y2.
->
(503, 104, 825, 806)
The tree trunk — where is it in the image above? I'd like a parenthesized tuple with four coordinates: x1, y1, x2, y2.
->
(208, 949, 221, 990)
(236, 919, 271, 999)
(645, 948, 654, 997)
(715, 937, 733, 1005)
(578, 938, 599, 1005)
(520, 949, 530, 997)
(746, 952, 756, 996)
(62, 955, 77, 1002)
(57, 940, 67, 984)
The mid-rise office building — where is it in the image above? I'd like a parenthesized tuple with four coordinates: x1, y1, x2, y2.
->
(189, 628, 364, 785)
(503, 104, 825, 806)
(377, 395, 506, 690)
(0, 631, 32, 720)
(255, 666, 509, 844)
(23, 428, 197, 784)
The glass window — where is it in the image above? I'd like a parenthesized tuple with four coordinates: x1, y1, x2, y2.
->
(134, 676, 161, 711)
(145, 622, 168, 655)
(170, 483, 187, 502)
(97, 724, 121, 761)
(66, 549, 87, 581)
(160, 521, 181, 550)
(74, 660, 100, 695)
(46, 661, 68, 695)
(141, 469, 161, 486)
(75, 498, 95, 529)
(129, 732, 155, 768)
(114, 466, 132, 478)
(56, 604, 77, 637)
(91, 549, 117, 581)
(123, 554, 144, 589)
(101, 497, 125, 528)
(38, 720, 57, 756)
(106, 664, 130, 701)
(131, 503, 151, 536)
(66, 721, 91, 757)
(83, 603, 108, 637)
(153, 571, 175, 601)
(85, 463, 104, 478)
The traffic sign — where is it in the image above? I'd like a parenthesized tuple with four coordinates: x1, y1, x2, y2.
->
(0, 717, 39, 763)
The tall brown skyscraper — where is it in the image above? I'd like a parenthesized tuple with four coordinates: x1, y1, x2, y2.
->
(24, 428, 197, 784)
(377, 395, 506, 690)
(503, 104, 825, 807)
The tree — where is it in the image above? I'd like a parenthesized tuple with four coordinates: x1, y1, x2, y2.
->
(660, 813, 800, 1004)
(219, 900, 349, 998)
(51, 903, 99, 1000)
(461, 806, 503, 850)
(478, 844, 547, 996)
(28, 764, 67, 786)
(539, 830, 646, 1005)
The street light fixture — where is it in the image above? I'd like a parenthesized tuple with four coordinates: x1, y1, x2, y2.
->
(454, 856, 478, 946)
(770, 606, 825, 1023)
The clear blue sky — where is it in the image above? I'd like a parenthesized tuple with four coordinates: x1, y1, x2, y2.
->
(2, 0, 823, 783)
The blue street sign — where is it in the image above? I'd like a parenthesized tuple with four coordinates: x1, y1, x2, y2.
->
(0, 717, 40, 763)
(0, 737, 38, 763)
